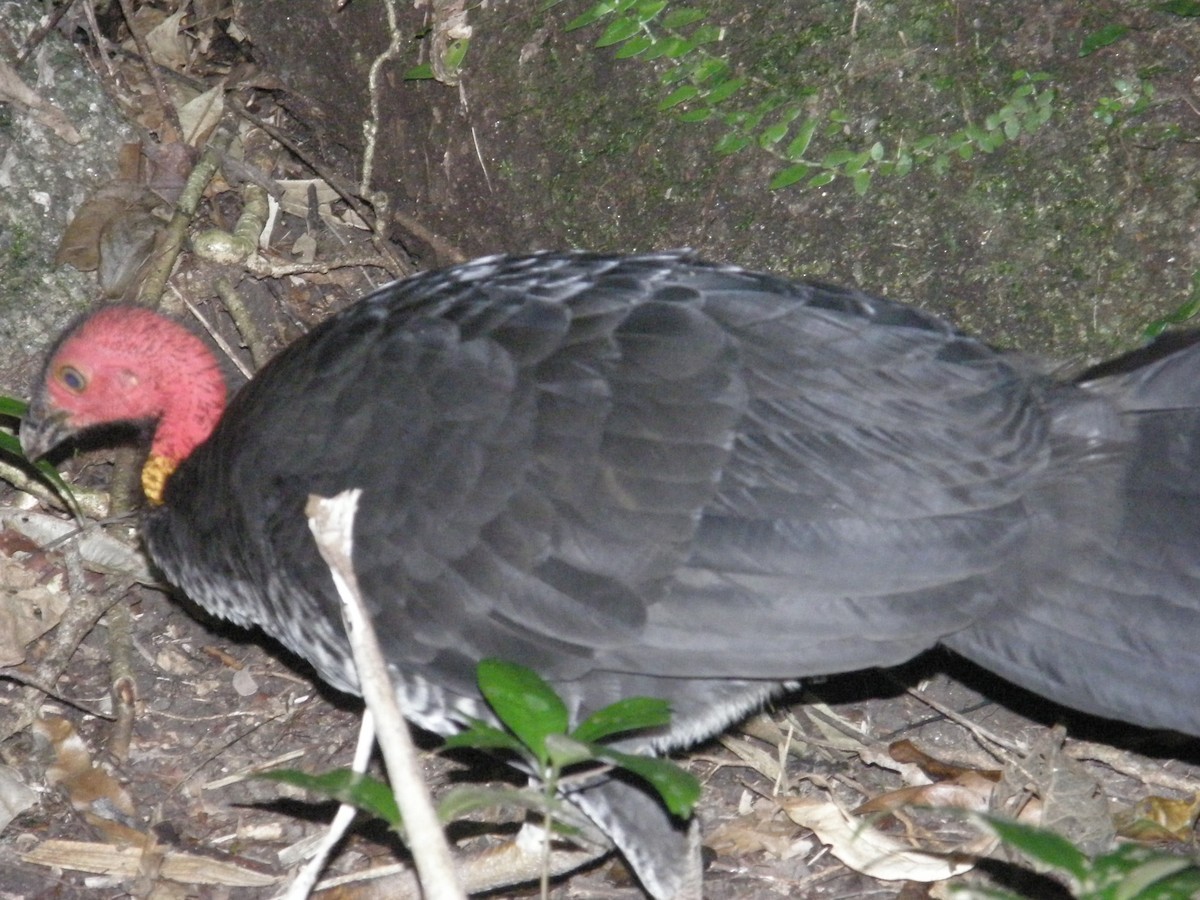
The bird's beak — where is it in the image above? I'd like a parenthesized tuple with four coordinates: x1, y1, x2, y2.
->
(19, 398, 75, 460)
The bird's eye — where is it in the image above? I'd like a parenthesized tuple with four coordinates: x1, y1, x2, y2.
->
(55, 365, 87, 393)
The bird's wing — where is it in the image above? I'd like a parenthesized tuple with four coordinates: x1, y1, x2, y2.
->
(161, 254, 1049, 715)
(345, 259, 1050, 690)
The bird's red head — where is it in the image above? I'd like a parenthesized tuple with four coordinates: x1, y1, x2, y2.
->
(22, 305, 227, 504)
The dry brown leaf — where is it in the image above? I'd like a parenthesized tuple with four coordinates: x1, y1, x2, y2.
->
(707, 814, 812, 861)
(178, 82, 225, 146)
(277, 178, 369, 230)
(22, 839, 278, 887)
(781, 795, 975, 882)
(0, 551, 67, 667)
(0, 763, 38, 833)
(890, 739, 1002, 783)
(0, 510, 156, 584)
(144, 3, 193, 71)
(34, 716, 142, 846)
(1115, 793, 1200, 842)
(718, 733, 787, 785)
(56, 183, 153, 272)
(854, 776, 997, 818)
(0, 57, 82, 143)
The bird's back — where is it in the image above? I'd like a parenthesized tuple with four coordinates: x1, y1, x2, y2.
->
(144, 251, 1064, 745)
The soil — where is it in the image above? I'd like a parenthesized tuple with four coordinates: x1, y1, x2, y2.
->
(1, 2, 1199, 899)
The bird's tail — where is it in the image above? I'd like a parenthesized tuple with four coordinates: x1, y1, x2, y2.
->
(943, 334, 1200, 737)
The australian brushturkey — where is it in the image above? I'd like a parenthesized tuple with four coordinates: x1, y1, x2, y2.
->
(20, 251, 1200, 898)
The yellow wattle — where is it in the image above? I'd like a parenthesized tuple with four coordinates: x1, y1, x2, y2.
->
(141, 454, 179, 506)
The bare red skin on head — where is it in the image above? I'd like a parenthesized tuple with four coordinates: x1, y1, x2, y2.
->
(43, 306, 227, 465)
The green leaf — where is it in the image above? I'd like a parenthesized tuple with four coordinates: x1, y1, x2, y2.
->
(758, 122, 789, 147)
(403, 63, 435, 80)
(477, 659, 569, 764)
(436, 784, 556, 823)
(644, 35, 686, 59)
(658, 84, 700, 110)
(596, 16, 641, 47)
(713, 132, 751, 155)
(690, 57, 729, 83)
(770, 163, 810, 189)
(592, 746, 701, 818)
(808, 170, 836, 187)
(677, 107, 711, 122)
(841, 149, 871, 176)
(635, 0, 667, 20)
(784, 118, 818, 159)
(565, 1, 617, 31)
(852, 169, 872, 195)
(690, 23, 722, 44)
(1080, 23, 1130, 56)
(615, 34, 655, 57)
(0, 396, 27, 418)
(702, 76, 744, 105)
(573, 697, 671, 743)
(443, 717, 533, 758)
(980, 816, 1089, 881)
(662, 37, 696, 58)
(543, 733, 597, 769)
(661, 7, 706, 28)
(443, 38, 469, 73)
(1111, 852, 1200, 900)
(966, 122, 992, 145)
(1160, 0, 1200, 13)
(258, 768, 402, 828)
(821, 149, 858, 168)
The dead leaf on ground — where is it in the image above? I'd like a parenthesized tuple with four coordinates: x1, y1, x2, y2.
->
(0, 544, 67, 667)
(1115, 793, 1200, 842)
(34, 715, 142, 846)
(22, 839, 278, 887)
(781, 794, 978, 883)
(0, 57, 82, 143)
(854, 775, 998, 819)
(0, 763, 38, 833)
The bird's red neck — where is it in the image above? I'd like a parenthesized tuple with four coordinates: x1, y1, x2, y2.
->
(136, 317, 227, 504)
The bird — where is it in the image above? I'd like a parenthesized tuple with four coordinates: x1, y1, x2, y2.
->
(19, 250, 1200, 898)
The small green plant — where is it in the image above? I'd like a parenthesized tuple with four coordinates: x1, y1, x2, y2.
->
(955, 816, 1200, 900)
(446, 659, 699, 819)
(1093, 78, 1154, 127)
(561, 1, 1055, 195)
(1144, 270, 1200, 339)
(445, 659, 700, 894)
(0, 396, 81, 516)
(261, 659, 700, 890)
(403, 34, 470, 81)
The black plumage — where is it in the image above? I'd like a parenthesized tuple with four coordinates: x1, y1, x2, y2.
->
(22, 251, 1200, 898)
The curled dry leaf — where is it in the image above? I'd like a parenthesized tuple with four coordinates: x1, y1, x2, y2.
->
(0, 763, 38, 834)
(34, 716, 142, 846)
(781, 794, 976, 883)
(142, 4, 193, 71)
(0, 538, 67, 667)
(854, 776, 998, 818)
(178, 82, 225, 147)
(22, 839, 278, 887)
(1115, 793, 1200, 842)
(0, 510, 157, 585)
(0, 57, 82, 144)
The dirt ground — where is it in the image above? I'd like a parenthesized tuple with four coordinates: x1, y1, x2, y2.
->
(1, 2, 1200, 899)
